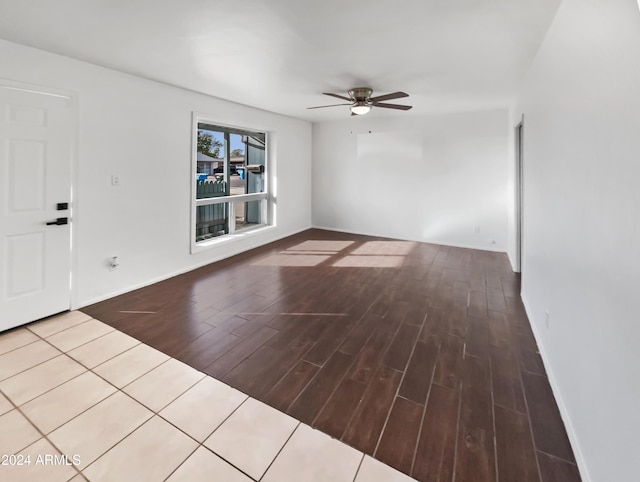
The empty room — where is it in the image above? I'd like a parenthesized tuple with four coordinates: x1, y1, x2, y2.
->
(0, 0, 638, 481)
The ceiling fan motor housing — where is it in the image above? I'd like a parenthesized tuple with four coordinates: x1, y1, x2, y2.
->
(348, 87, 373, 103)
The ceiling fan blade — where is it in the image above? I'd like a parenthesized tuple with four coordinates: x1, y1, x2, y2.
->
(323, 92, 352, 101)
(369, 91, 409, 102)
(307, 103, 352, 109)
(373, 102, 413, 110)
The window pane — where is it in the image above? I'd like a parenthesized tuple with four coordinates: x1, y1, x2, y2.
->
(195, 203, 229, 241)
(234, 200, 262, 232)
(196, 178, 227, 199)
(193, 120, 269, 246)
(229, 133, 246, 195)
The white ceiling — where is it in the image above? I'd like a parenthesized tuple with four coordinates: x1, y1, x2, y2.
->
(0, 0, 561, 122)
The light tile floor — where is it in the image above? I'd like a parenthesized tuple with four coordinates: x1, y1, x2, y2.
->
(0, 311, 418, 481)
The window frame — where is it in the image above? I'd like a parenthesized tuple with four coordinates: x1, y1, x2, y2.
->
(190, 112, 273, 254)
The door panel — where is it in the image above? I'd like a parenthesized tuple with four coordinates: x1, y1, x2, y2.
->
(6, 232, 45, 298)
(8, 139, 46, 212)
(0, 86, 73, 331)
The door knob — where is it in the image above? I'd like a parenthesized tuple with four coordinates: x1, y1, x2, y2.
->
(46, 217, 68, 226)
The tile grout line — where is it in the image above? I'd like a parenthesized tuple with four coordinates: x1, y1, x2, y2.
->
(350, 452, 366, 482)
(535, 448, 580, 466)
(60, 318, 380, 481)
(0, 384, 83, 479)
(160, 444, 201, 482)
(78, 359, 254, 479)
(254, 421, 301, 482)
(25, 315, 94, 339)
(2, 318, 193, 479)
(7, 323, 158, 476)
(0, 335, 41, 358)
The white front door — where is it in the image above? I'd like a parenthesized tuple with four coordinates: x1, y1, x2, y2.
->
(0, 86, 73, 332)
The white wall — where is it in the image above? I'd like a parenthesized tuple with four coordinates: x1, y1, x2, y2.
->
(312, 110, 510, 251)
(0, 39, 312, 308)
(513, 0, 640, 480)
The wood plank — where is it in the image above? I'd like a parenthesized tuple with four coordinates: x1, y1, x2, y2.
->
(368, 290, 395, 317)
(221, 344, 279, 395)
(452, 279, 470, 302)
(487, 287, 507, 312)
(491, 345, 526, 413)
(495, 405, 540, 482)
(264, 360, 320, 412)
(522, 371, 575, 462)
(382, 300, 411, 333)
(374, 397, 423, 474)
(537, 451, 582, 482)
(402, 304, 428, 327)
(455, 354, 496, 482)
(487, 310, 511, 349)
(205, 324, 279, 378)
(412, 384, 459, 482)
(518, 340, 547, 376)
(338, 316, 378, 355)
(419, 306, 447, 342)
(245, 340, 314, 400)
(347, 328, 393, 385)
(501, 274, 520, 297)
(465, 315, 490, 359)
(343, 365, 402, 454)
(314, 377, 368, 440)
(177, 331, 243, 371)
(468, 290, 489, 318)
(433, 334, 464, 390)
(304, 318, 353, 365)
(447, 300, 468, 338)
(230, 318, 264, 338)
(382, 323, 420, 371)
(263, 315, 314, 350)
(398, 337, 439, 404)
(288, 351, 353, 425)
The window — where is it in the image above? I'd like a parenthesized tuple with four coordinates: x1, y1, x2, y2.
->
(192, 117, 269, 248)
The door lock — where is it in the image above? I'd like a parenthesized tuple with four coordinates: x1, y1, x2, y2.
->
(46, 217, 68, 226)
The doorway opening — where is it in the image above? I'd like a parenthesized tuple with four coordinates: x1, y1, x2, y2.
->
(514, 118, 524, 275)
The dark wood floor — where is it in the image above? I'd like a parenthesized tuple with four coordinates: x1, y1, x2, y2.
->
(82, 229, 581, 482)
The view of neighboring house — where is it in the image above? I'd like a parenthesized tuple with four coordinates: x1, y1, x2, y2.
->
(197, 152, 246, 177)
(196, 151, 218, 175)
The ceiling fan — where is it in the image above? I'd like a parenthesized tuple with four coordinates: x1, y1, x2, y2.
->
(308, 87, 413, 116)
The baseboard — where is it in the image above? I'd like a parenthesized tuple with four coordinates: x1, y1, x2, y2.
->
(311, 224, 507, 253)
(520, 294, 591, 482)
(74, 225, 311, 309)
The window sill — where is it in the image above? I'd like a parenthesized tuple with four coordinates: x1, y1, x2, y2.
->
(190, 224, 276, 254)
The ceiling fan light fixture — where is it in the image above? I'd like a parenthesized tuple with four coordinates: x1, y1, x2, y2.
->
(351, 104, 371, 115)
(309, 88, 411, 114)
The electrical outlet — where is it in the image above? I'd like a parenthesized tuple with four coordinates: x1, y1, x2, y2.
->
(111, 174, 120, 186)
(474, 226, 480, 233)
(545, 310, 550, 329)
